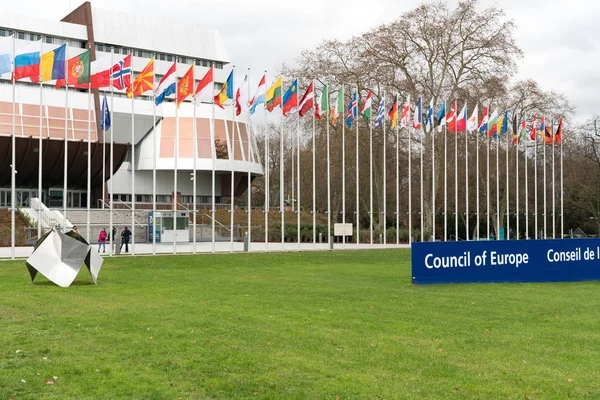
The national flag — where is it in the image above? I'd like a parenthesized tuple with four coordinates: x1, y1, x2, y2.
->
(375, 92, 385, 128)
(512, 113, 519, 144)
(331, 86, 344, 125)
(388, 95, 398, 128)
(518, 114, 529, 142)
(100, 94, 111, 131)
(446, 101, 457, 132)
(554, 117, 563, 143)
(55, 50, 91, 88)
(40, 44, 66, 82)
(249, 73, 266, 114)
(466, 104, 478, 133)
(14, 40, 41, 81)
(0, 36, 12, 76)
(529, 114, 537, 141)
(78, 56, 111, 89)
(361, 90, 372, 122)
(413, 97, 422, 129)
(540, 115, 546, 133)
(215, 70, 234, 108)
(487, 109, 499, 137)
(478, 107, 489, 135)
(282, 79, 298, 116)
(298, 81, 314, 117)
(400, 95, 410, 127)
(456, 104, 467, 132)
(176, 64, 194, 107)
(425, 98, 434, 131)
(127, 58, 154, 98)
(315, 83, 328, 119)
(265, 76, 282, 112)
(194, 66, 214, 104)
(346, 89, 357, 127)
(235, 74, 248, 116)
(111, 54, 132, 91)
(436, 102, 446, 132)
(154, 62, 176, 106)
(544, 119, 553, 144)
(499, 110, 509, 135)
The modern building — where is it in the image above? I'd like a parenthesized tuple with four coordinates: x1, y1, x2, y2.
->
(0, 1, 262, 212)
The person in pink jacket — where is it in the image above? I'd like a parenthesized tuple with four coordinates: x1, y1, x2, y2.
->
(98, 228, 107, 253)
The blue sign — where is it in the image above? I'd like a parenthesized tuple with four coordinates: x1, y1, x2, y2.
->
(148, 212, 161, 243)
(412, 238, 600, 285)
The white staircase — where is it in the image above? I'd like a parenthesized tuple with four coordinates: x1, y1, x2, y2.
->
(24, 198, 73, 230)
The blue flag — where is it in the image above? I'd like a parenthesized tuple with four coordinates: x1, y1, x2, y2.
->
(375, 92, 385, 128)
(346, 90, 357, 127)
(436, 101, 446, 132)
(100, 95, 111, 131)
(425, 98, 434, 131)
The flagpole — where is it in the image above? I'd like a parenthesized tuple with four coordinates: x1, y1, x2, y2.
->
(496, 129, 499, 239)
(263, 71, 269, 252)
(280, 78, 284, 250)
(63, 42, 69, 233)
(543, 122, 547, 239)
(296, 81, 301, 251)
(476, 118, 480, 240)
(465, 103, 469, 240)
(131, 64, 136, 255)
(534, 120, 538, 239)
(173, 57, 178, 255)
(247, 68, 252, 252)
(369, 105, 373, 246)
(486, 115, 491, 239)
(193, 83, 198, 254)
(516, 129, 520, 239)
(506, 116, 510, 239)
(356, 90, 360, 249)
(441, 101, 449, 240)
(86, 82, 91, 243)
(231, 66, 236, 253)
(312, 80, 316, 250)
(454, 102, 458, 241)
(37, 38, 43, 241)
(211, 64, 217, 253)
(560, 120, 564, 238)
(432, 105, 435, 242)
(420, 106, 424, 243)
(552, 126, 555, 239)
(408, 112, 412, 244)
(109, 49, 114, 255)
(10, 33, 15, 259)
(383, 97, 387, 246)
(395, 97, 399, 245)
(326, 83, 331, 250)
(152, 54, 157, 255)
(525, 135, 528, 240)
(342, 84, 346, 248)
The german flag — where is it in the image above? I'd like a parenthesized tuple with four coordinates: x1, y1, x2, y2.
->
(387, 96, 398, 128)
(127, 58, 154, 98)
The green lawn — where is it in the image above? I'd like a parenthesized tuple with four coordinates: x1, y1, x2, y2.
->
(1, 250, 600, 399)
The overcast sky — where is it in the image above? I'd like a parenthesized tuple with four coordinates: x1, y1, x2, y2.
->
(6, 0, 599, 121)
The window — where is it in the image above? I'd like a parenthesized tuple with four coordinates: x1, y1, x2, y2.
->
(17, 32, 25, 40)
(159, 53, 166, 61)
(166, 54, 173, 61)
(180, 57, 188, 64)
(156, 195, 171, 203)
(0, 29, 7, 37)
(215, 62, 224, 69)
(45, 36, 53, 44)
(97, 44, 104, 52)
(203, 60, 209, 67)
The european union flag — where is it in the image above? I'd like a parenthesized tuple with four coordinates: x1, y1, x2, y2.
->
(100, 95, 111, 131)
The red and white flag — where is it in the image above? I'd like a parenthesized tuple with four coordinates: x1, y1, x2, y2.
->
(298, 82, 314, 117)
(194, 66, 214, 104)
(400, 95, 410, 127)
(111, 54, 132, 91)
(529, 114, 537, 140)
(455, 104, 467, 132)
(75, 56, 111, 89)
(447, 101, 457, 132)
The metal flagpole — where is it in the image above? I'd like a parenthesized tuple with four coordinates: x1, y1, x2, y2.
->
(543, 122, 547, 239)
(247, 68, 252, 252)
(326, 83, 331, 249)
(455, 102, 458, 241)
(465, 103, 469, 240)
(152, 54, 156, 255)
(356, 89, 360, 249)
(408, 114, 412, 244)
(534, 121, 538, 239)
(395, 97, 399, 245)
(506, 116, 510, 238)
(312, 80, 316, 250)
(37, 38, 43, 240)
(63, 41, 69, 233)
(444, 100, 448, 241)
(342, 84, 346, 248)
(432, 107, 435, 242)
(558, 120, 563, 238)
(476, 120, 480, 240)
(369, 106, 373, 246)
(109, 49, 114, 255)
(291, 118, 294, 214)
(211, 64, 216, 253)
(10, 33, 16, 258)
(193, 81, 197, 254)
(173, 57, 178, 255)
(263, 71, 269, 252)
(525, 135, 528, 240)
(383, 97, 387, 246)
(420, 109, 424, 242)
(297, 78, 301, 251)
(280, 78, 284, 249)
(230, 69, 236, 253)
(496, 130, 499, 239)
(131, 67, 136, 255)
(86, 82, 91, 243)
(552, 125, 555, 239)
(516, 128, 519, 239)
(486, 119, 490, 239)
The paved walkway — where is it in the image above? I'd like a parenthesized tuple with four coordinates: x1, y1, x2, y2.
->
(0, 241, 411, 259)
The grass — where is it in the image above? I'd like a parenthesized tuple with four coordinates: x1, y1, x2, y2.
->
(1, 250, 600, 399)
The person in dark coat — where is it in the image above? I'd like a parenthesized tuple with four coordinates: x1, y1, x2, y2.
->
(120, 226, 132, 253)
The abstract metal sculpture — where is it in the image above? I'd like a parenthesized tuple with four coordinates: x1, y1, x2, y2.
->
(25, 229, 103, 287)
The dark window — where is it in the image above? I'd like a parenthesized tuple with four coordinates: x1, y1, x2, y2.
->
(17, 32, 25, 40)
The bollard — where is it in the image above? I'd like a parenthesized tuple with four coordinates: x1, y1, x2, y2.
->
(244, 232, 249, 252)
(379, 234, 383, 244)
(329, 236, 334, 250)
(319, 232, 323, 243)
(115, 242, 121, 255)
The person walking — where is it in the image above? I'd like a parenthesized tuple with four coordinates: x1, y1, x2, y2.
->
(98, 228, 107, 253)
(120, 226, 132, 253)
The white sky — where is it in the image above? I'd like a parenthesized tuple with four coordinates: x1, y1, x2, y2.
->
(6, 0, 599, 121)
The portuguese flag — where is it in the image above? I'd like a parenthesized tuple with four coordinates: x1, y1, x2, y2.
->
(55, 50, 91, 88)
